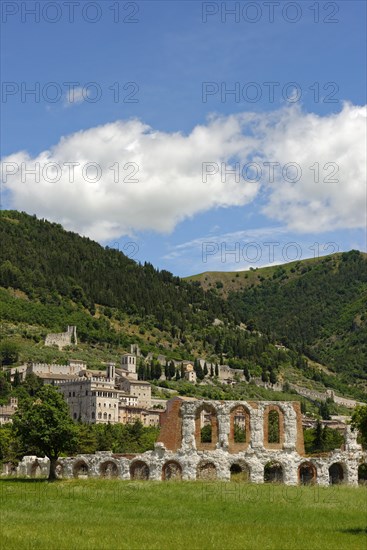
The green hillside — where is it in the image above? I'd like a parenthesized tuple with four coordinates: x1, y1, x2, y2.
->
(0, 211, 297, 378)
(188, 252, 367, 387)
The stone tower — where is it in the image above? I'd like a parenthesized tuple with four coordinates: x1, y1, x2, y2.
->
(121, 353, 137, 380)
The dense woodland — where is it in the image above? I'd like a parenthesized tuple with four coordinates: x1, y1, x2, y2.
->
(227, 251, 367, 382)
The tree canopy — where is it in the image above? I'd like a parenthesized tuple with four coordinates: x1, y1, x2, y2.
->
(12, 385, 77, 480)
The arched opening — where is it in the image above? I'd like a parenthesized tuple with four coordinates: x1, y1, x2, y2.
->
(55, 462, 64, 479)
(230, 461, 250, 482)
(73, 460, 89, 479)
(298, 462, 317, 485)
(100, 461, 118, 478)
(229, 405, 250, 452)
(197, 461, 217, 480)
(358, 463, 367, 485)
(30, 461, 42, 478)
(130, 460, 149, 480)
(329, 463, 344, 485)
(195, 404, 218, 450)
(162, 461, 182, 481)
(264, 405, 285, 448)
(264, 461, 283, 483)
(268, 410, 280, 443)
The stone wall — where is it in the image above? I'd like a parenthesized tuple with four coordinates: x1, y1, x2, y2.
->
(7, 398, 365, 486)
(45, 326, 77, 349)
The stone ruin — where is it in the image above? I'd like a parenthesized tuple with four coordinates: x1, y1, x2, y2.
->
(45, 326, 77, 349)
(6, 398, 367, 486)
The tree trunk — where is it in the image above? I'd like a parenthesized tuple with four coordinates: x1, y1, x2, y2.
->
(48, 456, 58, 481)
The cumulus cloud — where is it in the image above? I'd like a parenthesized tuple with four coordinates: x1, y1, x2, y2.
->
(1, 103, 366, 240)
(258, 103, 367, 232)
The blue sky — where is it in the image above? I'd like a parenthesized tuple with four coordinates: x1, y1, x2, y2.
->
(1, 1, 366, 276)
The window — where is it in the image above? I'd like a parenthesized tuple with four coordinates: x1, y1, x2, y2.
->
(268, 410, 280, 444)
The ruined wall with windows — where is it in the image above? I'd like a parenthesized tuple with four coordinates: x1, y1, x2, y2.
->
(9, 398, 365, 486)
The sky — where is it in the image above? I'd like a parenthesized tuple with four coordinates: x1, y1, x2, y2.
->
(1, 0, 366, 276)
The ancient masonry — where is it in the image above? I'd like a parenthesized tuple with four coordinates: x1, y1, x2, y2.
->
(13, 398, 366, 485)
(45, 326, 77, 349)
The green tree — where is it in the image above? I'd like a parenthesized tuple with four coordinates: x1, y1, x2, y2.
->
(351, 405, 367, 448)
(269, 370, 277, 385)
(200, 424, 212, 443)
(12, 385, 77, 480)
(319, 401, 331, 420)
(0, 340, 20, 366)
(268, 410, 280, 443)
(0, 372, 11, 401)
(12, 369, 21, 388)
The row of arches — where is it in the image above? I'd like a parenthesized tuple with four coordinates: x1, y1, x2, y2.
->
(196, 404, 284, 450)
(60, 460, 367, 485)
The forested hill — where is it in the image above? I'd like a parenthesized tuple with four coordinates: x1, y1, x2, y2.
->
(0, 210, 235, 331)
(191, 252, 367, 382)
(1, 210, 366, 395)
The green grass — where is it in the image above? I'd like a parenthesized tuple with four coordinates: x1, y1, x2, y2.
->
(0, 480, 366, 550)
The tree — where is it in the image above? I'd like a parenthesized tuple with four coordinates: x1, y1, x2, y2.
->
(0, 372, 11, 401)
(0, 340, 20, 366)
(319, 401, 331, 420)
(269, 370, 277, 385)
(351, 405, 367, 448)
(12, 369, 21, 388)
(12, 385, 77, 480)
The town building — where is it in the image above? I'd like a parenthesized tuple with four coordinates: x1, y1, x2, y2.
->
(0, 397, 18, 425)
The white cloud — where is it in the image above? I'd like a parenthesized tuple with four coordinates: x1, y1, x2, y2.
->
(1, 103, 366, 241)
(64, 86, 85, 107)
(258, 102, 367, 232)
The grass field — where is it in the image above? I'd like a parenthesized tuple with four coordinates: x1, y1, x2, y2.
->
(0, 480, 366, 550)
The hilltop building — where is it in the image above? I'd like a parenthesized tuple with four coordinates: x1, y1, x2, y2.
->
(45, 325, 77, 349)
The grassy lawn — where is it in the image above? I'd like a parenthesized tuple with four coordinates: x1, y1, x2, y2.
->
(0, 479, 366, 550)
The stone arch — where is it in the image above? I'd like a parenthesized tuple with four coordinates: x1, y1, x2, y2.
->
(228, 405, 251, 453)
(264, 461, 284, 483)
(230, 460, 250, 482)
(263, 405, 285, 449)
(55, 461, 64, 479)
(100, 461, 119, 478)
(195, 403, 218, 451)
(30, 461, 43, 478)
(298, 461, 317, 485)
(197, 461, 217, 480)
(162, 460, 182, 481)
(73, 460, 89, 478)
(358, 463, 367, 485)
(328, 462, 345, 485)
(130, 460, 150, 480)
